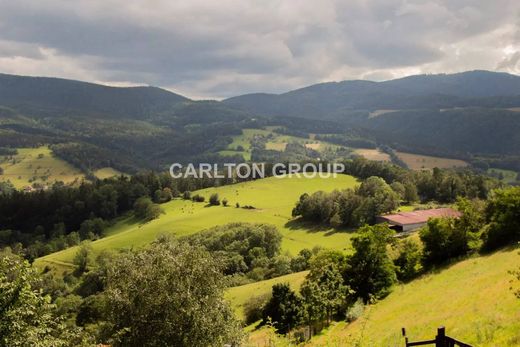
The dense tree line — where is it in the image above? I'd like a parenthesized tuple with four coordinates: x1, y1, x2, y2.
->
(292, 158, 499, 228)
(292, 176, 401, 227)
(0, 172, 234, 260)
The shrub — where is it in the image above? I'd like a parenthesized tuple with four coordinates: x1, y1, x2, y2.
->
(192, 194, 205, 202)
(481, 187, 520, 250)
(209, 193, 220, 206)
(420, 217, 471, 266)
(244, 294, 270, 325)
(133, 196, 164, 221)
(222, 198, 228, 207)
(394, 239, 422, 281)
(183, 191, 191, 200)
(345, 299, 364, 323)
(262, 283, 302, 334)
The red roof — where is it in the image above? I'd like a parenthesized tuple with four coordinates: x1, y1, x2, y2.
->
(379, 208, 461, 225)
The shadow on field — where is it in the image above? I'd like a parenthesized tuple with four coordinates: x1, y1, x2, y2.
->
(284, 218, 356, 236)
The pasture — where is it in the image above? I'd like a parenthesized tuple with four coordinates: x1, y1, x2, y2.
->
(93, 167, 124, 179)
(396, 151, 468, 170)
(219, 128, 345, 160)
(0, 146, 84, 188)
(352, 148, 390, 162)
(36, 174, 358, 271)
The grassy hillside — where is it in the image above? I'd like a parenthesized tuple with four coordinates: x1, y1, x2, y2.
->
(219, 128, 345, 161)
(226, 271, 309, 321)
(93, 167, 124, 179)
(0, 146, 84, 188)
(396, 151, 469, 170)
(37, 175, 358, 271)
(303, 247, 520, 347)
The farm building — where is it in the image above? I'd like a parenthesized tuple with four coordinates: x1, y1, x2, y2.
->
(377, 208, 461, 232)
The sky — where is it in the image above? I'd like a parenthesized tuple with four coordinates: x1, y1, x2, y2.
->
(0, 0, 519, 99)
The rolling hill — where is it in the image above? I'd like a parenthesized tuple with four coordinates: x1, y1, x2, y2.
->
(224, 70, 520, 119)
(36, 174, 359, 272)
(0, 73, 189, 119)
(246, 246, 520, 347)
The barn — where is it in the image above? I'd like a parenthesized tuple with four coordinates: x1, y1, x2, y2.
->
(377, 208, 461, 233)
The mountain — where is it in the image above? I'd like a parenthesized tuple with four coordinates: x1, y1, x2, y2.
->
(0, 73, 190, 119)
(2, 70, 520, 175)
(224, 70, 520, 119)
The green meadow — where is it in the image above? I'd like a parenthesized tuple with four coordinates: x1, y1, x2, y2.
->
(219, 128, 345, 160)
(0, 146, 84, 188)
(93, 167, 124, 179)
(37, 174, 358, 271)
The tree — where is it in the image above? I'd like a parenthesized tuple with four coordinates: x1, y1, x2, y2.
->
(394, 239, 422, 281)
(222, 198, 228, 207)
(482, 186, 520, 250)
(403, 181, 419, 203)
(133, 196, 164, 221)
(209, 193, 220, 206)
(290, 248, 313, 272)
(104, 236, 242, 347)
(345, 224, 396, 302)
(262, 283, 303, 334)
(301, 251, 350, 327)
(73, 241, 92, 275)
(420, 217, 471, 266)
(79, 218, 106, 239)
(0, 255, 89, 346)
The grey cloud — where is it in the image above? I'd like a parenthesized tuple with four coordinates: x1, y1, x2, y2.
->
(0, 0, 518, 98)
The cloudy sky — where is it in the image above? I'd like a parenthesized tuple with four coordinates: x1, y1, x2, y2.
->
(0, 0, 519, 99)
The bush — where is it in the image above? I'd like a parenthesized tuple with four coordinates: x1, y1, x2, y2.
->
(133, 196, 164, 221)
(481, 187, 520, 250)
(394, 239, 422, 281)
(191, 194, 205, 202)
(209, 193, 220, 206)
(183, 191, 191, 200)
(345, 299, 364, 323)
(420, 217, 471, 266)
(222, 198, 228, 207)
(262, 283, 302, 334)
(244, 294, 270, 325)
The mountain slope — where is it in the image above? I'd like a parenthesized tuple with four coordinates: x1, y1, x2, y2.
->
(224, 70, 520, 119)
(0, 73, 189, 119)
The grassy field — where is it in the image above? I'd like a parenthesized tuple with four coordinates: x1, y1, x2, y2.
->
(0, 146, 84, 188)
(219, 128, 345, 160)
(353, 148, 390, 162)
(93, 167, 124, 179)
(302, 246, 520, 347)
(226, 271, 309, 320)
(36, 174, 358, 271)
(396, 151, 469, 170)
